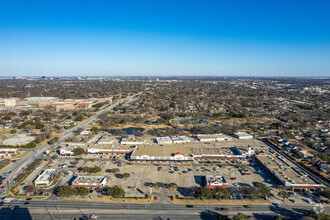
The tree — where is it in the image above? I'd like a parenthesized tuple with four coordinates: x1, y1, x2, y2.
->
(48, 136, 59, 145)
(73, 147, 85, 156)
(196, 187, 212, 199)
(321, 187, 330, 199)
(122, 172, 130, 180)
(111, 168, 120, 174)
(77, 187, 89, 197)
(24, 185, 37, 194)
(169, 183, 178, 190)
(2, 116, 11, 120)
(253, 182, 271, 198)
(277, 186, 290, 201)
(57, 186, 78, 197)
(76, 115, 84, 121)
(106, 185, 125, 198)
(232, 213, 247, 220)
(213, 187, 230, 200)
(90, 127, 99, 133)
(217, 214, 231, 220)
(82, 166, 101, 173)
(155, 182, 165, 188)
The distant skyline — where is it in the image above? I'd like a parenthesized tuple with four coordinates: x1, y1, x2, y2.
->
(0, 0, 329, 77)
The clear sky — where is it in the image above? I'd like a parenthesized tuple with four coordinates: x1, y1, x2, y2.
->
(0, 0, 329, 77)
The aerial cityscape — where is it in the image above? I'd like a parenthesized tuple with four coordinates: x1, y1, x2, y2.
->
(0, 1, 329, 220)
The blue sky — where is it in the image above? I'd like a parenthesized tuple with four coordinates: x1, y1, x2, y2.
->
(0, 0, 329, 77)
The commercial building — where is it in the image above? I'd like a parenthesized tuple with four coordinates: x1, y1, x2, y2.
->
(34, 169, 56, 186)
(71, 176, 107, 188)
(130, 139, 259, 162)
(254, 154, 324, 190)
(27, 97, 58, 102)
(171, 136, 190, 144)
(131, 145, 194, 161)
(234, 132, 253, 139)
(97, 136, 115, 145)
(196, 134, 231, 142)
(204, 175, 228, 189)
(121, 137, 145, 145)
(59, 143, 134, 156)
(0, 148, 19, 154)
(155, 137, 173, 145)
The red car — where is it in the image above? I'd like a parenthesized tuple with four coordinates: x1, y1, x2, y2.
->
(247, 173, 251, 175)
(26, 198, 32, 201)
(244, 205, 251, 208)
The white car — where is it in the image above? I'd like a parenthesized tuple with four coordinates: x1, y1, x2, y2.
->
(233, 183, 239, 187)
(305, 199, 312, 204)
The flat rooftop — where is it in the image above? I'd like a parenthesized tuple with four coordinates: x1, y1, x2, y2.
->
(132, 139, 267, 157)
(256, 150, 320, 186)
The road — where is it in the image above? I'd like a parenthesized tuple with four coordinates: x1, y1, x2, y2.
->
(0, 93, 141, 193)
(0, 200, 328, 220)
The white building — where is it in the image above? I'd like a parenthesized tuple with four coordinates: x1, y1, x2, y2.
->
(72, 175, 107, 188)
(155, 137, 173, 145)
(60, 149, 74, 156)
(196, 133, 231, 142)
(204, 175, 228, 189)
(171, 136, 190, 144)
(234, 132, 253, 139)
(97, 136, 114, 144)
(131, 152, 194, 161)
(120, 137, 145, 145)
(34, 169, 56, 186)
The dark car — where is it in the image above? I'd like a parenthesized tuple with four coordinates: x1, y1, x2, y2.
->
(214, 207, 229, 211)
(24, 202, 29, 205)
(186, 205, 194, 208)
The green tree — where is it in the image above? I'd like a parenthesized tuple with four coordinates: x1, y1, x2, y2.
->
(304, 209, 318, 219)
(111, 168, 120, 174)
(155, 182, 165, 188)
(169, 183, 178, 190)
(321, 187, 330, 199)
(90, 127, 99, 133)
(213, 187, 230, 200)
(82, 166, 101, 173)
(278, 186, 290, 202)
(77, 187, 89, 197)
(73, 147, 85, 155)
(48, 136, 59, 145)
(217, 214, 231, 220)
(76, 115, 84, 121)
(123, 172, 130, 180)
(57, 186, 78, 197)
(253, 182, 271, 198)
(107, 185, 125, 198)
(2, 116, 11, 120)
(232, 213, 247, 220)
(196, 187, 212, 199)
